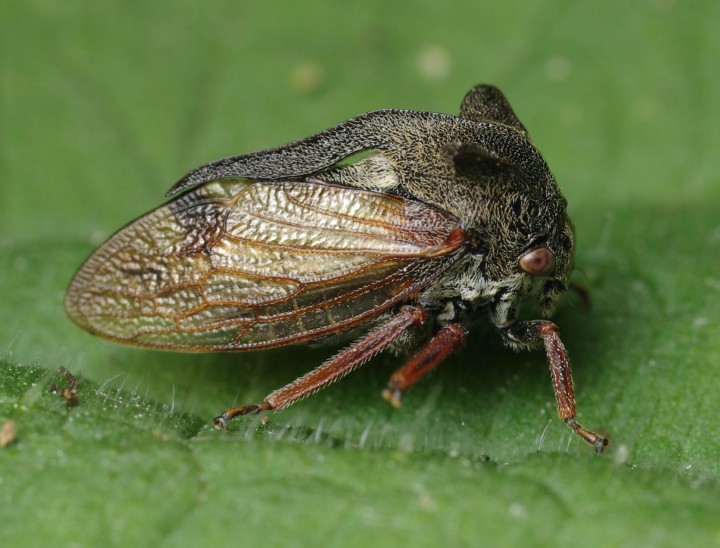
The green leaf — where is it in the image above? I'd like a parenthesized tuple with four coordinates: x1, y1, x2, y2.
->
(2, 1, 720, 546)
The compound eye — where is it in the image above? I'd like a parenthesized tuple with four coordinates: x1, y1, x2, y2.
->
(519, 247, 556, 277)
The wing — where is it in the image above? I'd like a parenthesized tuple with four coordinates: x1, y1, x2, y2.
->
(65, 179, 470, 351)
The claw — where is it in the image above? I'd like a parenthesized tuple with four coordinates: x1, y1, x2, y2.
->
(565, 418, 609, 453)
(213, 401, 272, 429)
(213, 414, 230, 430)
(382, 387, 404, 408)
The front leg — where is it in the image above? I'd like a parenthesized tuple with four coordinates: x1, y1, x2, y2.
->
(502, 320, 608, 453)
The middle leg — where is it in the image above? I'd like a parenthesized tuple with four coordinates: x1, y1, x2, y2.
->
(382, 322, 467, 407)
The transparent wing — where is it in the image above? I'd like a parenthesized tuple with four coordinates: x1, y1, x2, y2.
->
(65, 179, 469, 351)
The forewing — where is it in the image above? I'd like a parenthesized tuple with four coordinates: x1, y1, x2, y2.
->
(65, 179, 468, 351)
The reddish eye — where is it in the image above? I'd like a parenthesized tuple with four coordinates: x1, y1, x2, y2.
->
(519, 247, 555, 277)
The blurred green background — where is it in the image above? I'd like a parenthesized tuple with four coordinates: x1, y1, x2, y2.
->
(2, 1, 719, 546)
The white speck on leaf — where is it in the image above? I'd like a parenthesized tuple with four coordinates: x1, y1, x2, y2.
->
(417, 45, 451, 81)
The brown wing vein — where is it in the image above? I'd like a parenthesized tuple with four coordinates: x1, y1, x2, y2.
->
(131, 255, 458, 350)
(281, 184, 410, 234)
(225, 194, 424, 250)
(65, 179, 468, 351)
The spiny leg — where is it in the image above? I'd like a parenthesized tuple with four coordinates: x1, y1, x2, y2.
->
(382, 323, 466, 407)
(214, 306, 429, 429)
(503, 320, 608, 453)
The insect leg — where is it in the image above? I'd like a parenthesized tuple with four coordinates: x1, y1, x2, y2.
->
(382, 323, 466, 407)
(214, 306, 429, 429)
(503, 320, 608, 453)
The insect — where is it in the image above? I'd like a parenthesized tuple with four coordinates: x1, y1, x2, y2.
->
(65, 85, 607, 452)
(50, 366, 81, 407)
